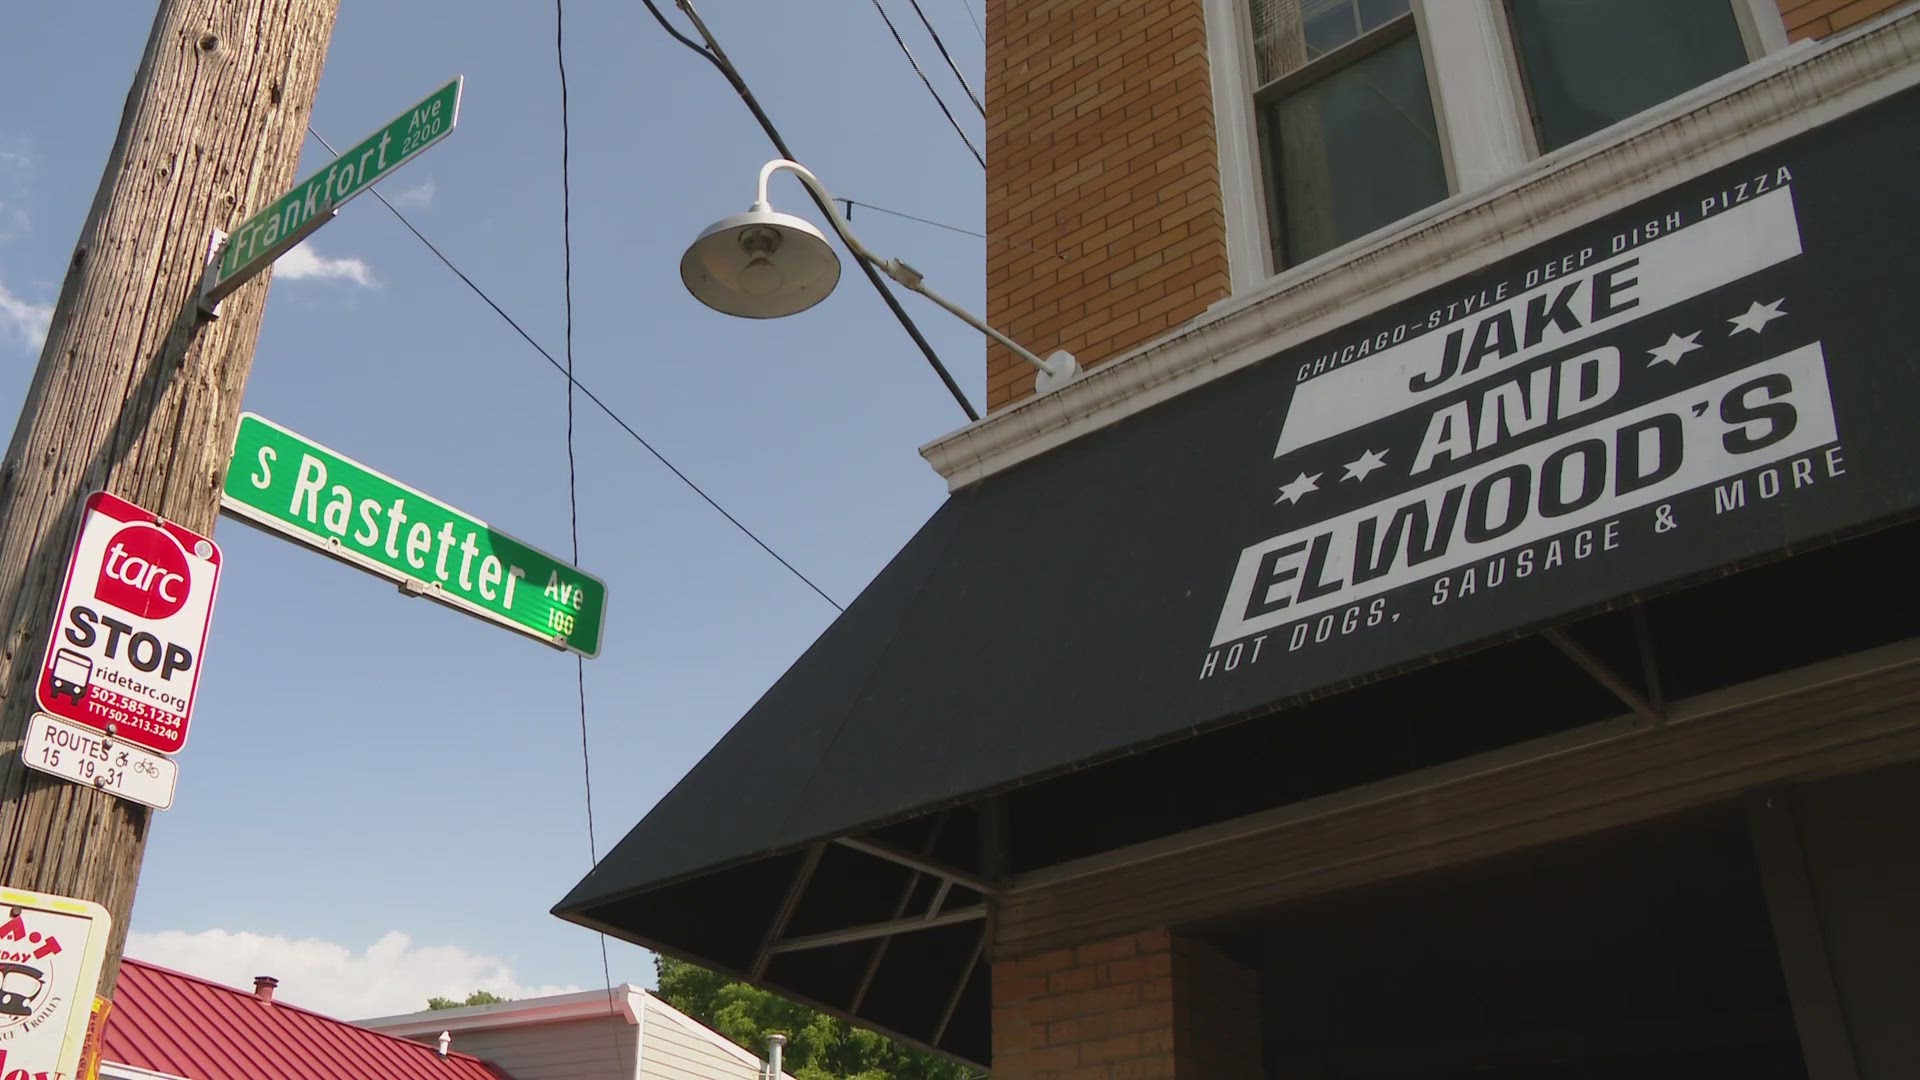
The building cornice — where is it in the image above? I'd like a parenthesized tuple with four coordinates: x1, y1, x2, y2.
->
(359, 984, 643, 1037)
(922, 4, 1920, 491)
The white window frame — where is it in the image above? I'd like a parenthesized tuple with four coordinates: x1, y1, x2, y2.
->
(1209, 0, 1791, 295)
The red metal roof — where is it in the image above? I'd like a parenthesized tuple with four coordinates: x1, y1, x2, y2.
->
(102, 959, 515, 1080)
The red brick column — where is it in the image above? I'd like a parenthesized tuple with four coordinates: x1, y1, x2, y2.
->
(992, 928, 1262, 1078)
(983, 0, 1230, 412)
(1779, 0, 1908, 41)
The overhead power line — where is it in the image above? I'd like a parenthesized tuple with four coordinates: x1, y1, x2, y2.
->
(552, 0, 624, 1059)
(902, 0, 985, 117)
(304, 132, 848, 615)
(641, 0, 981, 421)
(956, 0, 986, 44)
(840, 197, 1066, 260)
(553, 0, 598, 872)
(862, 0, 986, 165)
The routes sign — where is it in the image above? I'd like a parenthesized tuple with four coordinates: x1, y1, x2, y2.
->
(38, 492, 222, 756)
(221, 414, 607, 657)
(22, 713, 181, 812)
(206, 76, 462, 302)
(0, 886, 112, 1079)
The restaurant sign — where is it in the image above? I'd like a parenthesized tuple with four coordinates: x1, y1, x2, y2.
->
(1212, 181, 1809, 653)
(1180, 96, 1914, 698)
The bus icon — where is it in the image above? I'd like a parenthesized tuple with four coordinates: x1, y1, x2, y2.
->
(48, 648, 92, 704)
(0, 962, 44, 1017)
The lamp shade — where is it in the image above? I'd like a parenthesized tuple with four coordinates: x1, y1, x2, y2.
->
(679, 207, 842, 319)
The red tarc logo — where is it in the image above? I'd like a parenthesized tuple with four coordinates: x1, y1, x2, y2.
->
(93, 523, 190, 620)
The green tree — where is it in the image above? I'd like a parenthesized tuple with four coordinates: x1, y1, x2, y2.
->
(654, 956, 976, 1080)
(425, 989, 512, 1010)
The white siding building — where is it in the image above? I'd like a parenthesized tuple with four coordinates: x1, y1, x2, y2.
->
(363, 986, 794, 1080)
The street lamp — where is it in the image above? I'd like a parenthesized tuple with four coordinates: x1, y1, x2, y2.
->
(680, 158, 1082, 395)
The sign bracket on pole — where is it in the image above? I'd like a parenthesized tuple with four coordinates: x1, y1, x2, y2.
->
(197, 228, 228, 320)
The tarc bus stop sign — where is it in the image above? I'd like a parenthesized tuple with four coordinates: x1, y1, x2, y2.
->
(37, 492, 222, 756)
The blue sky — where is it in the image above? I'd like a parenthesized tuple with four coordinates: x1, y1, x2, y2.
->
(0, 0, 987, 1018)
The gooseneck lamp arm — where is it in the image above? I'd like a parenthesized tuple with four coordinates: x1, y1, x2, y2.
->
(755, 159, 1080, 389)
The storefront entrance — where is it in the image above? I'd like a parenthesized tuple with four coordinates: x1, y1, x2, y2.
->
(1223, 805, 1806, 1078)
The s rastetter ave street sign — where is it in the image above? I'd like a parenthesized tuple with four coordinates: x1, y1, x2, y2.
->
(221, 413, 608, 658)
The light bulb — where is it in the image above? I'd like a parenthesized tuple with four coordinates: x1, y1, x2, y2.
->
(739, 256, 785, 297)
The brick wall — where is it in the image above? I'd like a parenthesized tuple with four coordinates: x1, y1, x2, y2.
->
(991, 928, 1261, 1078)
(983, 0, 1230, 413)
(1778, 0, 1909, 39)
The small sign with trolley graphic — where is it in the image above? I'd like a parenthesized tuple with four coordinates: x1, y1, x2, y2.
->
(0, 885, 111, 1079)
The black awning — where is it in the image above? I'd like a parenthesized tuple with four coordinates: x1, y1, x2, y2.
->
(557, 86, 1920, 1068)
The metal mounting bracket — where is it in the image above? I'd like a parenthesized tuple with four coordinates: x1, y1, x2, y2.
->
(197, 229, 229, 320)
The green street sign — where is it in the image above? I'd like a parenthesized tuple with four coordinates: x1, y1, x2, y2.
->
(221, 413, 607, 658)
(206, 77, 462, 302)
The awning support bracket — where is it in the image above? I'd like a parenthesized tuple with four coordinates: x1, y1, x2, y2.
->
(850, 813, 951, 1016)
(932, 927, 987, 1050)
(924, 879, 953, 922)
(1542, 626, 1664, 724)
(1633, 604, 1667, 724)
(835, 836, 998, 895)
(751, 841, 825, 980)
(768, 905, 988, 955)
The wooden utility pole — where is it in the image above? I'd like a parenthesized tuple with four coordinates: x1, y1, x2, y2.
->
(0, 0, 339, 993)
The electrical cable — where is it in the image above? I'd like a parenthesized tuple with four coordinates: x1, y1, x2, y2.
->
(862, 0, 986, 165)
(901, 0, 985, 117)
(555, 0, 624, 1044)
(841, 197, 1067, 260)
(304, 128, 847, 614)
(559, 16, 581, 574)
(644, 0, 983, 421)
(956, 0, 985, 44)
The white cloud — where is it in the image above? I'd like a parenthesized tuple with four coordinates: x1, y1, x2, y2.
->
(389, 177, 437, 208)
(0, 276, 52, 347)
(125, 929, 584, 1020)
(0, 140, 31, 240)
(276, 242, 376, 287)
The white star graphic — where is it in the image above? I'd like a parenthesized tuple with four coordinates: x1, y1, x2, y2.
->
(1728, 298, 1787, 335)
(1648, 331, 1703, 367)
(1275, 471, 1321, 506)
(1341, 448, 1389, 483)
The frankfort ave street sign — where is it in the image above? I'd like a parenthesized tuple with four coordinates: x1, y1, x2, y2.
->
(221, 414, 607, 658)
(204, 77, 462, 303)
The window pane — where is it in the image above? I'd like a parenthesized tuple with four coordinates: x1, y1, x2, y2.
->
(1512, 0, 1750, 152)
(1303, 0, 1360, 60)
(1356, 0, 1412, 35)
(1251, 0, 1411, 83)
(1261, 34, 1447, 267)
